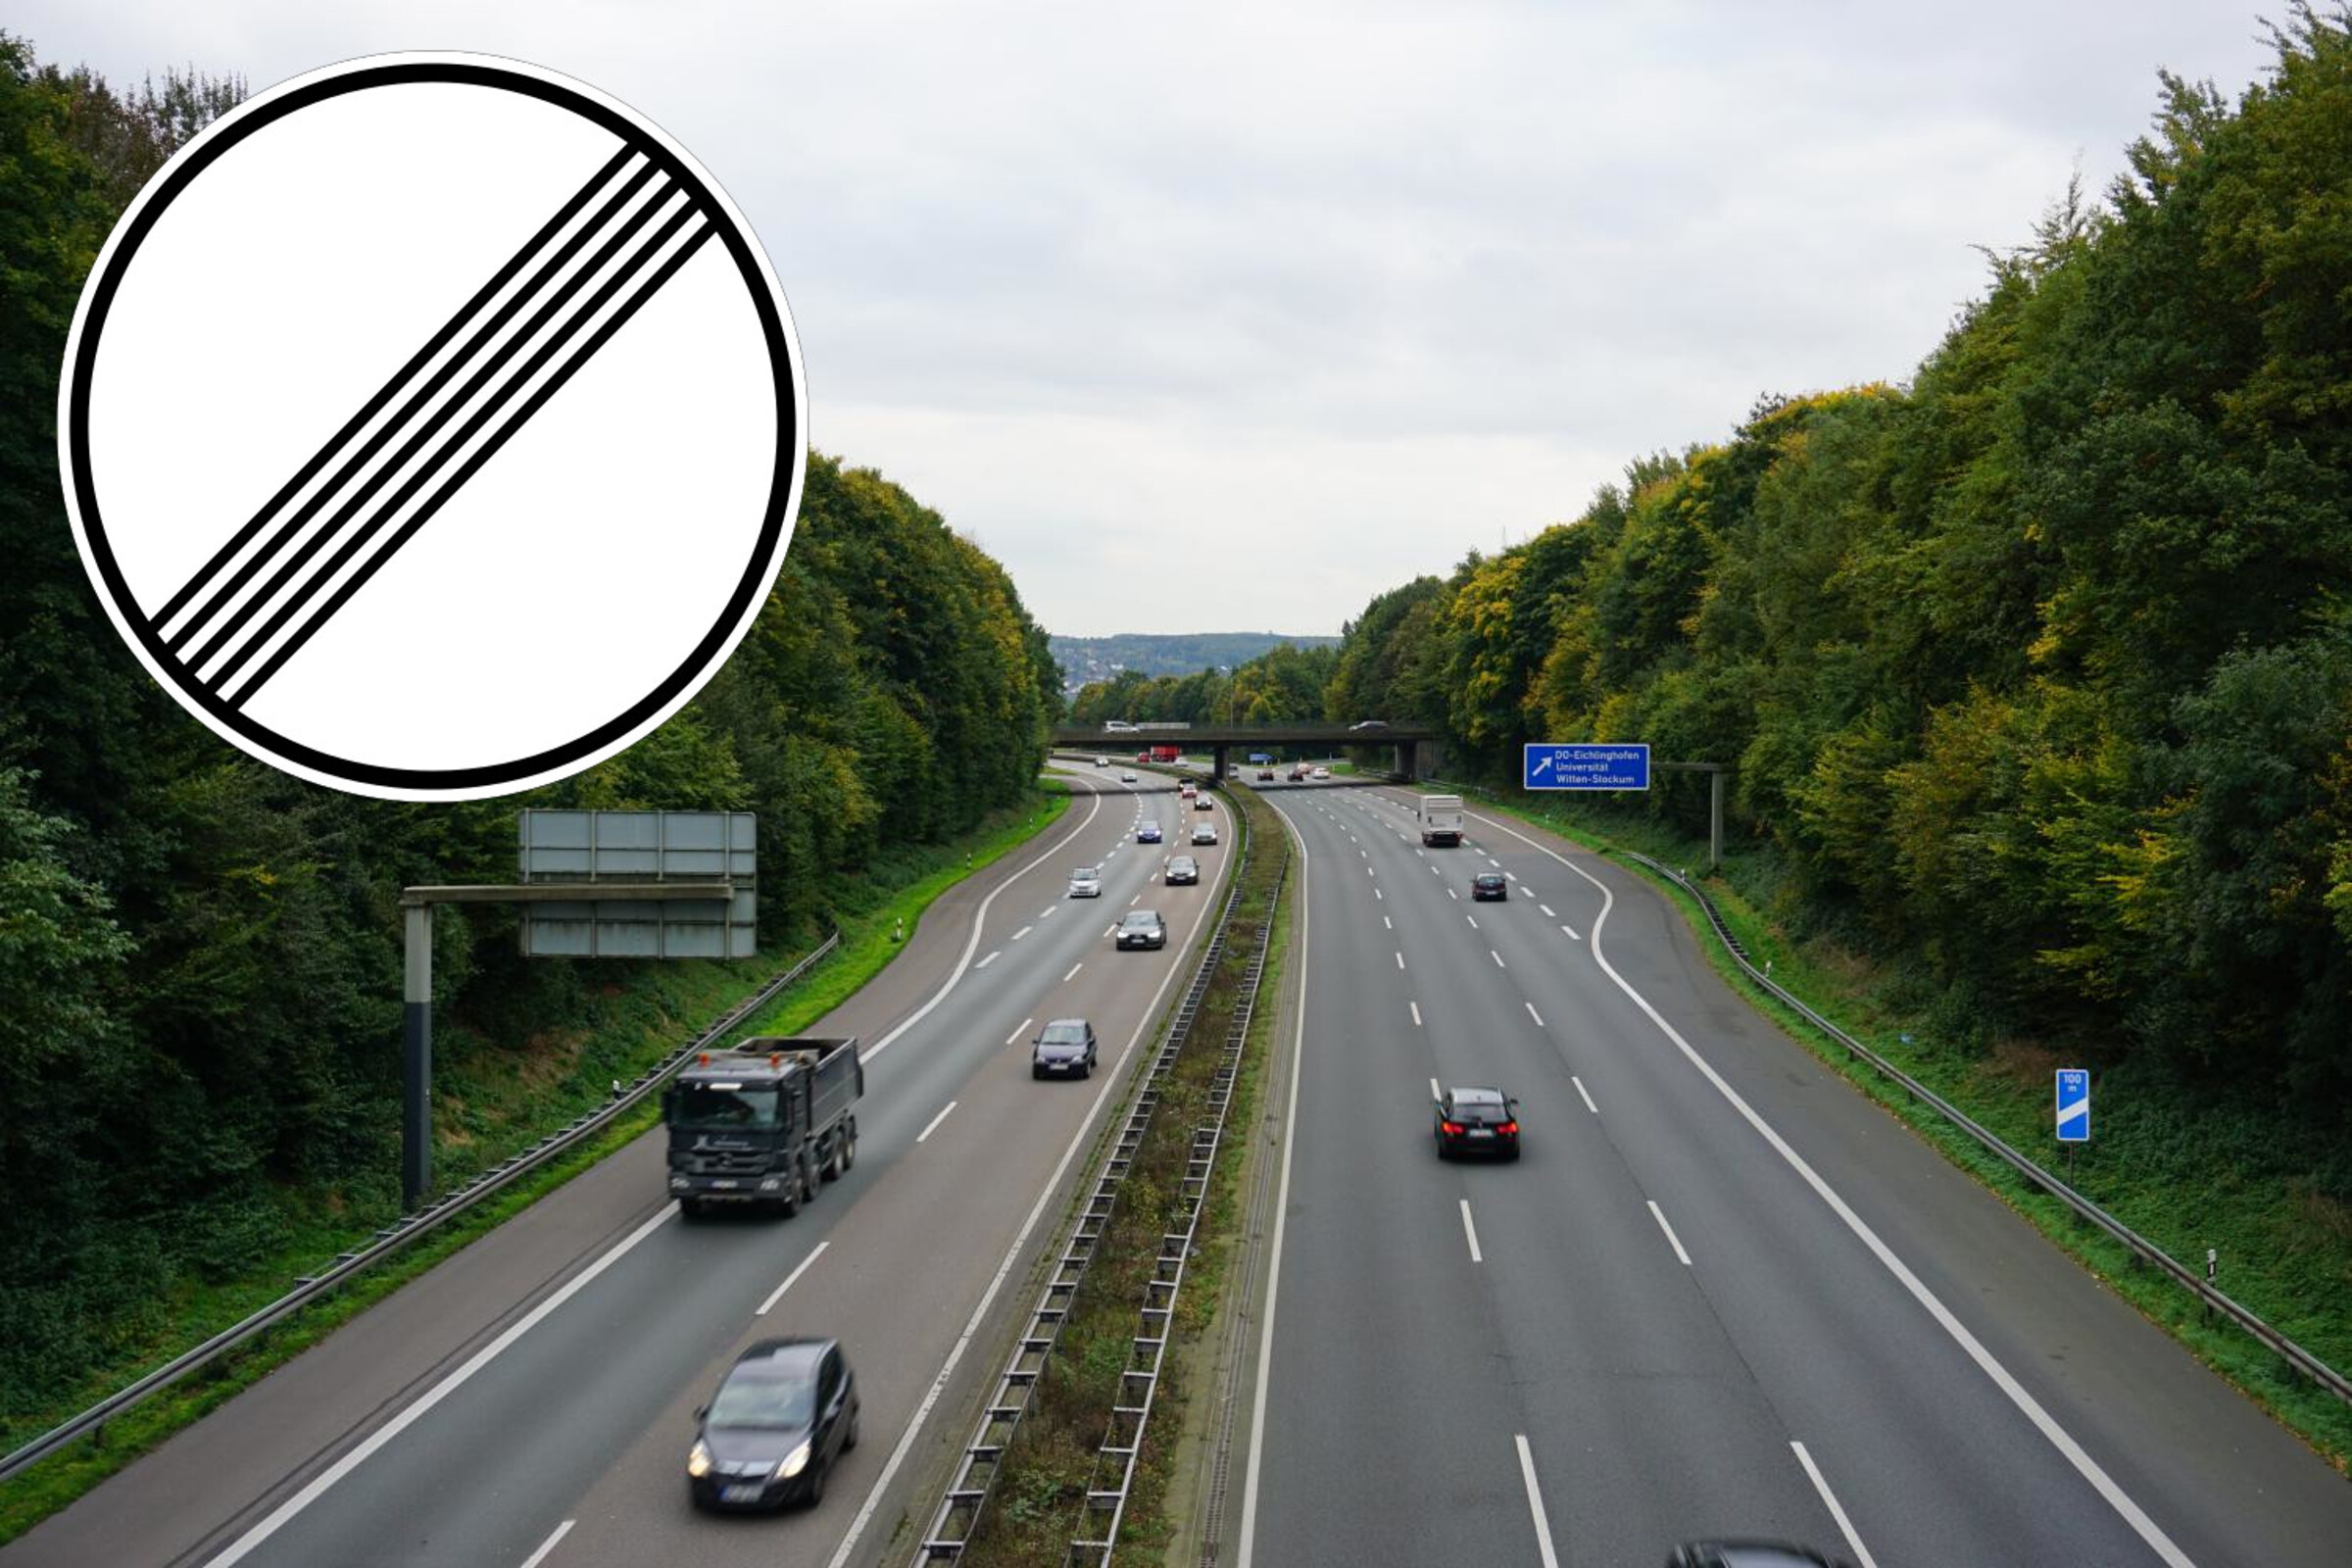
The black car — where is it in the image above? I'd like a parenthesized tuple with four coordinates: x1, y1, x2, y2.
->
(1165, 855, 1200, 885)
(1116, 909, 1168, 950)
(688, 1338, 858, 1510)
(1667, 1544, 1852, 1568)
(1471, 871, 1508, 901)
(1032, 1017, 1099, 1079)
(1435, 1086, 1520, 1160)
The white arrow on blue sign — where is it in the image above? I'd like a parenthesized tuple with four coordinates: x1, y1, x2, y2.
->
(2055, 1068, 2090, 1144)
(1523, 743, 1650, 791)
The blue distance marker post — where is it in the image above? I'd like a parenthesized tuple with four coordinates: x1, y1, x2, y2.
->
(2056, 1066, 2089, 1190)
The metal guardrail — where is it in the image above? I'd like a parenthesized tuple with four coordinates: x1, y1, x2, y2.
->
(1624, 851, 2352, 1409)
(0, 929, 842, 1484)
(914, 843, 1254, 1563)
(1066, 856, 1285, 1568)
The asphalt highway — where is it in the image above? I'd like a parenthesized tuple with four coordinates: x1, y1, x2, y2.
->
(4, 763, 1232, 1568)
(1236, 777, 2352, 1568)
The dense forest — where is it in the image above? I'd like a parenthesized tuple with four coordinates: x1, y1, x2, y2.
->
(0, 37, 1057, 1415)
(1318, 17, 2352, 1170)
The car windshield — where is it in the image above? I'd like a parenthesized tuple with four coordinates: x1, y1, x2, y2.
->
(708, 1369, 814, 1429)
(1073, 867, 1097, 881)
(1121, 912, 1158, 929)
(1040, 1021, 1088, 1045)
(1477, 874, 1504, 886)
(670, 1083, 780, 1131)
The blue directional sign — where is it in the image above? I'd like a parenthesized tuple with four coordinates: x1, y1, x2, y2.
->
(1524, 743, 1650, 791)
(2055, 1069, 2090, 1144)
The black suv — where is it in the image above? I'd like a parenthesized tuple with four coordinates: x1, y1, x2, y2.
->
(688, 1338, 858, 1510)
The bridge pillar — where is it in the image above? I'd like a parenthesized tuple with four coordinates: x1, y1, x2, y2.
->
(1213, 742, 1227, 782)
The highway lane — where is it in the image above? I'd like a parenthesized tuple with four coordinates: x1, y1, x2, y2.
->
(3, 765, 1235, 1568)
(1239, 779, 2352, 1567)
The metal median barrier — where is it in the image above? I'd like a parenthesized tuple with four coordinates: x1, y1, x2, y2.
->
(1624, 850, 2352, 1410)
(0, 929, 841, 1485)
(914, 848, 1254, 1563)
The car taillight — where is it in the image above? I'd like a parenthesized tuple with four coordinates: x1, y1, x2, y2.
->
(1497, 1121, 1518, 1136)
(1441, 1121, 1465, 1135)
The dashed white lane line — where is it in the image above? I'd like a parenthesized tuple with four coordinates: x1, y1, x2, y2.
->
(1374, 889, 1383, 901)
(1792, 1441, 1882, 1568)
(915, 1102, 958, 1145)
(1011, 925, 1032, 941)
(1411, 1002, 1423, 1028)
(973, 951, 1000, 970)
(1515, 1435, 1563, 1568)
(1491, 949, 1506, 969)
(1446, 887, 1458, 900)
(1366, 865, 1376, 878)
(1063, 961, 1084, 983)
(1560, 923, 1582, 942)
(759, 1240, 829, 1315)
(1130, 893, 1142, 906)
(1103, 924, 1117, 938)
(1647, 1200, 1692, 1265)
(518, 1520, 573, 1568)
(1004, 1017, 1033, 1047)
(1395, 951, 1405, 969)
(1459, 1200, 1484, 1263)
(1384, 914, 1394, 930)
(1429, 1075, 1442, 1099)
(1465, 914, 1480, 930)
(1526, 1001, 1544, 1027)
(1572, 1076, 1598, 1114)
(1041, 906, 1057, 918)
(1540, 904, 1556, 917)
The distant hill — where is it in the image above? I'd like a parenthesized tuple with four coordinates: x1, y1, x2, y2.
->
(1051, 632, 1338, 695)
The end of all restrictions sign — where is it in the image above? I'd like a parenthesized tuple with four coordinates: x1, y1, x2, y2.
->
(1523, 743, 1650, 791)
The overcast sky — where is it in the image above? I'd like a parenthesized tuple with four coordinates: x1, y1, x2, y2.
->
(23, 2, 2282, 638)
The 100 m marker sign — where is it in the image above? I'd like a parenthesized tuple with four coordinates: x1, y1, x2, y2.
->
(58, 53, 805, 802)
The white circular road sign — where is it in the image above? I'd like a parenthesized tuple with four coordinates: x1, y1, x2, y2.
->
(58, 53, 805, 801)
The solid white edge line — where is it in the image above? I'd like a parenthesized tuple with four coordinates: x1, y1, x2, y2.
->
(1792, 1441, 1882, 1568)
(826, 802, 1242, 1568)
(517, 1518, 574, 1568)
(758, 1239, 830, 1314)
(1526, 1001, 1544, 1028)
(1459, 1199, 1483, 1263)
(858, 777, 1108, 1066)
(1647, 1199, 1692, 1266)
(1572, 1075, 1598, 1114)
(914, 1101, 957, 1144)
(1515, 1434, 1563, 1568)
(1236, 803, 1311, 1568)
(207, 1205, 676, 1567)
(1465, 803, 2199, 1568)
(1062, 960, 1084, 983)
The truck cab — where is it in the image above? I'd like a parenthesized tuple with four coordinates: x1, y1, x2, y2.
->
(664, 1038, 861, 1218)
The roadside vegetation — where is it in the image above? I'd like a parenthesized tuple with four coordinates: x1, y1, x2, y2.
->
(960, 782, 1288, 1566)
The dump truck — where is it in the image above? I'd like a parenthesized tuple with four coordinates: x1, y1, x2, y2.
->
(1419, 794, 1465, 847)
(664, 1037, 862, 1217)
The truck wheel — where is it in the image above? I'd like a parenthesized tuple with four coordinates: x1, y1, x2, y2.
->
(841, 1127, 857, 1172)
(776, 1179, 800, 1219)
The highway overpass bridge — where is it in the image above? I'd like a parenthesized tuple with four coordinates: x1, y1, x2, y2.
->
(1049, 722, 1441, 779)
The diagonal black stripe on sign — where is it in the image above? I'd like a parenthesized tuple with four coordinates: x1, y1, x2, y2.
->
(157, 145, 644, 638)
(184, 179, 691, 679)
(221, 220, 721, 709)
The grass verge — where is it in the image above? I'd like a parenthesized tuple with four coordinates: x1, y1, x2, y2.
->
(1416, 776, 2352, 1474)
(0, 780, 1073, 1544)
(958, 786, 1288, 1566)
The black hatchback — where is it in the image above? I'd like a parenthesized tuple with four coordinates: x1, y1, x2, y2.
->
(1435, 1086, 1520, 1160)
(1471, 871, 1507, 901)
(688, 1338, 859, 1510)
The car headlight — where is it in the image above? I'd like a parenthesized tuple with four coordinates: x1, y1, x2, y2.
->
(776, 1440, 811, 1480)
(688, 1441, 712, 1478)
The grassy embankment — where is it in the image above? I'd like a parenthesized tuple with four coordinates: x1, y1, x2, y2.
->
(1428, 778, 2352, 1473)
(0, 780, 1073, 1544)
(960, 784, 1289, 1566)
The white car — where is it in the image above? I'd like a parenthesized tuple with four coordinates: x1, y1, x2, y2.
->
(1095, 756, 1109, 766)
(1120, 770, 1137, 783)
(1193, 822, 1218, 845)
(1068, 866, 1102, 898)
(1311, 765, 1331, 780)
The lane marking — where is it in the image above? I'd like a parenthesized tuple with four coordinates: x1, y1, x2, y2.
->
(915, 1102, 958, 1145)
(1466, 914, 1480, 929)
(1526, 1001, 1544, 1028)
(207, 1206, 676, 1566)
(1104, 925, 1117, 938)
(1373, 889, 1383, 901)
(518, 1519, 574, 1568)
(1560, 923, 1581, 942)
(973, 950, 1000, 971)
(1004, 1017, 1033, 1047)
(1572, 1076, 1598, 1114)
(1365, 865, 1376, 878)
(1515, 1435, 1563, 1568)
(1540, 904, 1556, 918)
(1130, 893, 1142, 906)
(1456, 798, 2196, 1567)
(1647, 1200, 1691, 1266)
(1395, 951, 1404, 970)
(1491, 949, 1505, 969)
(758, 1240, 829, 1314)
(1383, 914, 1394, 930)
(1011, 925, 1032, 942)
(1792, 1441, 1881, 1568)
(1411, 1003, 1423, 1028)
(1459, 1200, 1484, 1263)
(1431, 1076, 1443, 1099)
(1063, 961, 1083, 983)
(1446, 887, 1457, 900)
(1041, 906, 1056, 918)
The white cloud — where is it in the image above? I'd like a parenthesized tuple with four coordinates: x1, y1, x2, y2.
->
(21, 0, 2282, 635)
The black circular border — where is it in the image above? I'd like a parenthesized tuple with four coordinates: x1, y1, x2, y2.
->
(65, 58, 799, 793)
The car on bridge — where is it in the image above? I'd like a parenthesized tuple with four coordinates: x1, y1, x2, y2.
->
(1435, 1087, 1520, 1160)
(1116, 909, 1167, 950)
(1311, 764, 1331, 779)
(1165, 855, 1200, 885)
(687, 1338, 859, 1511)
(1192, 821, 1218, 845)
(1138, 821, 1162, 844)
(1348, 718, 1389, 731)
(1471, 871, 1507, 901)
(1094, 756, 1109, 766)
(1031, 1018, 1099, 1079)
(1068, 866, 1102, 898)
(1257, 766, 1274, 781)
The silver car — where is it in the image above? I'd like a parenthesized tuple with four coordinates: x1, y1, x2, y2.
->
(1068, 866, 1102, 898)
(1192, 822, 1218, 846)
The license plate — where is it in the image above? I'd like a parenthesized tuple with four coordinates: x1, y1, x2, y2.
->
(722, 1483, 765, 1502)
(711, 1179, 737, 1189)
(1467, 1128, 1493, 1138)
